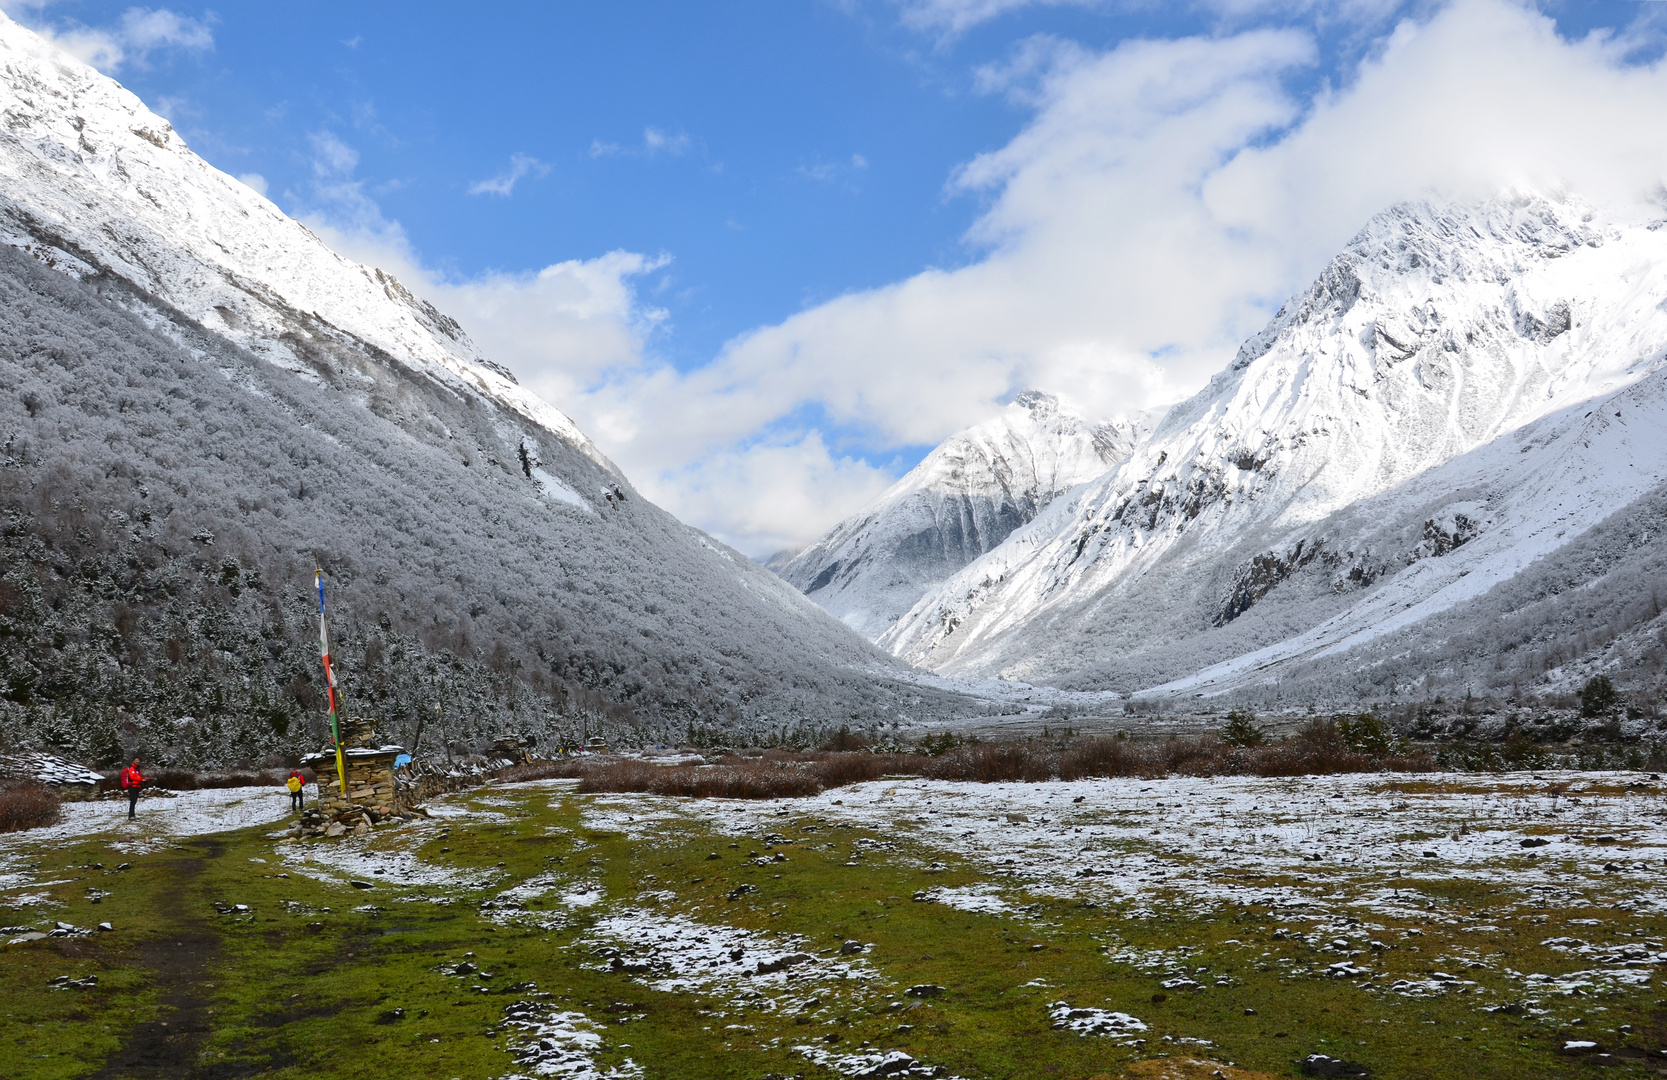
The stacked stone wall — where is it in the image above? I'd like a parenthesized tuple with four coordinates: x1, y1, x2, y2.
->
(313, 756, 400, 821)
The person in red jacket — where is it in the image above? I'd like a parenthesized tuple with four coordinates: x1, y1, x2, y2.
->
(119, 758, 144, 820)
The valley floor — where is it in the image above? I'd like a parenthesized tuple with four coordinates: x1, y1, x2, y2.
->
(1, 772, 1664, 1078)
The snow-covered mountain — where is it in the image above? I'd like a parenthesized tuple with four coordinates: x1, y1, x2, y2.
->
(776, 391, 1142, 640)
(0, 14, 974, 762)
(881, 195, 1667, 701)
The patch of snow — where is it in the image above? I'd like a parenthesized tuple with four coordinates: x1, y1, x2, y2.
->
(1047, 1001, 1148, 1043)
(497, 999, 642, 1080)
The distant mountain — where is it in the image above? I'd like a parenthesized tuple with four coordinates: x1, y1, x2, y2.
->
(881, 195, 1667, 705)
(0, 14, 973, 767)
(777, 391, 1142, 640)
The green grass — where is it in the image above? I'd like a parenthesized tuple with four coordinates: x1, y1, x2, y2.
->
(0, 782, 1663, 1079)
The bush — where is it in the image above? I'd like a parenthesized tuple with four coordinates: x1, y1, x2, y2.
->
(1219, 710, 1265, 748)
(1336, 713, 1393, 756)
(819, 725, 872, 752)
(922, 743, 1055, 783)
(0, 781, 61, 832)
(575, 759, 823, 799)
(916, 732, 962, 756)
(1580, 675, 1620, 718)
(495, 759, 587, 784)
(546, 730, 1440, 800)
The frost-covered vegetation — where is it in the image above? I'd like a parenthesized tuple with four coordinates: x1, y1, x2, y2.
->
(0, 246, 972, 768)
(5, 772, 1665, 1077)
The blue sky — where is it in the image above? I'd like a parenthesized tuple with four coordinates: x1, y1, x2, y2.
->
(5, 0, 1665, 555)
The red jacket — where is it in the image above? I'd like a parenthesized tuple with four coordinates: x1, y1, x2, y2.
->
(120, 766, 143, 790)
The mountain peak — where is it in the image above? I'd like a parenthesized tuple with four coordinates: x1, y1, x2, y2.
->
(776, 391, 1142, 640)
(881, 193, 1667, 695)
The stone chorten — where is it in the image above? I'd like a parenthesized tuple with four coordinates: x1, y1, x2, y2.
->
(302, 716, 404, 823)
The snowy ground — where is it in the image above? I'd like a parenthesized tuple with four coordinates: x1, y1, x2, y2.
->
(0, 786, 293, 891)
(653, 771, 1667, 919)
(6, 770, 1665, 1074)
(0, 786, 295, 919)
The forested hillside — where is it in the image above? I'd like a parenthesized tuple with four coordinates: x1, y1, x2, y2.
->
(0, 243, 968, 770)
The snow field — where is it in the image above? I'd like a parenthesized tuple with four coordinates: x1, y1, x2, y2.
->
(660, 770, 1667, 1020)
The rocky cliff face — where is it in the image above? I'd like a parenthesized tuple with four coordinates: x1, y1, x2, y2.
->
(777, 391, 1141, 640)
(880, 195, 1667, 702)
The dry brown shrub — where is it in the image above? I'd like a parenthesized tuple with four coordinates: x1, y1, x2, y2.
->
(575, 760, 659, 793)
(819, 726, 873, 752)
(195, 771, 277, 789)
(572, 759, 823, 799)
(557, 731, 1433, 801)
(922, 742, 1056, 783)
(150, 767, 199, 790)
(496, 759, 588, 783)
(1057, 738, 1149, 780)
(0, 781, 62, 832)
(657, 761, 822, 799)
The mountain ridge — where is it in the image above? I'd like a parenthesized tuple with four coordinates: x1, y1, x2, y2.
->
(0, 14, 978, 766)
(879, 194, 1667, 702)
(776, 390, 1143, 640)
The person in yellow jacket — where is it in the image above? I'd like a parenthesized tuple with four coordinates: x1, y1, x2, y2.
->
(286, 770, 304, 812)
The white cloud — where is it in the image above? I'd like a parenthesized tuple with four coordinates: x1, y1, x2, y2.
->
(648, 433, 898, 557)
(642, 126, 691, 156)
(576, 25, 1317, 485)
(0, 4, 213, 71)
(468, 153, 550, 197)
(237, 172, 268, 196)
(292, 0, 1667, 560)
(892, 0, 1408, 35)
(895, 0, 1103, 35)
(592, 127, 692, 159)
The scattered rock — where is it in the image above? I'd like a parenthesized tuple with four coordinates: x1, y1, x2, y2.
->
(1488, 1003, 1529, 1016)
(97, 922, 112, 932)
(1300, 1053, 1370, 1077)
(49, 974, 98, 990)
(853, 1050, 919, 1077)
(706, 852, 720, 860)
(374, 1007, 405, 1024)
(839, 940, 864, 955)
(726, 884, 757, 900)
(756, 952, 813, 975)
(904, 984, 944, 998)
(350, 880, 376, 890)
(1562, 1040, 1599, 1055)
(1520, 838, 1550, 848)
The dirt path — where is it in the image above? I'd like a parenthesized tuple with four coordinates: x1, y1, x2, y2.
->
(87, 838, 222, 1080)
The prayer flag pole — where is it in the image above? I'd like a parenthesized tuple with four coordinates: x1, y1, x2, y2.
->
(315, 567, 347, 795)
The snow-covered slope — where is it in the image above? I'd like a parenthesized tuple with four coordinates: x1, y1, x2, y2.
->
(777, 391, 1141, 640)
(0, 14, 977, 757)
(881, 195, 1667, 697)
